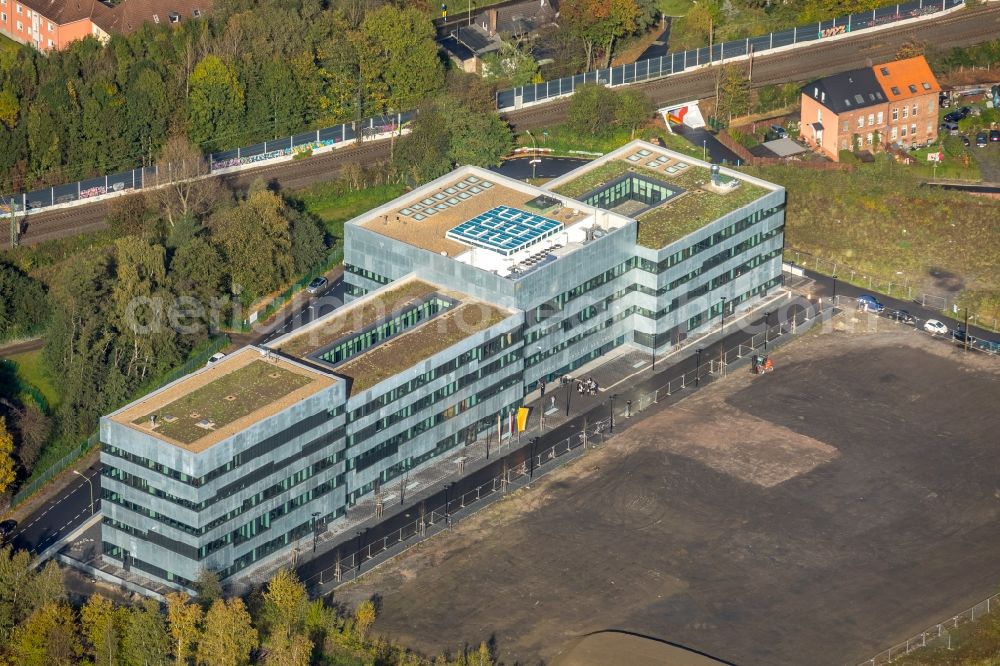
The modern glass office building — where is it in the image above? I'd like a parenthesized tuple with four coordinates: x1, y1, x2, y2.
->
(100, 141, 785, 590)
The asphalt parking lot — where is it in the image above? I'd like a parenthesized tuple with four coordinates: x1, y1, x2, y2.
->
(336, 320, 1000, 666)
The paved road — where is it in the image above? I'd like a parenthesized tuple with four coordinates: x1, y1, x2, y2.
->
(0, 337, 44, 357)
(8, 4, 999, 247)
(636, 17, 672, 61)
(493, 156, 590, 180)
(803, 266, 999, 341)
(6, 462, 100, 555)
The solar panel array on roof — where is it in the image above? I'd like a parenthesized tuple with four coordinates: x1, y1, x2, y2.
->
(446, 206, 563, 257)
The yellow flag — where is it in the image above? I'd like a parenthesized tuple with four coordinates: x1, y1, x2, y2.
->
(516, 407, 530, 432)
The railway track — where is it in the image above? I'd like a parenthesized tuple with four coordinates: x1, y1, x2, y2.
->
(10, 5, 1000, 248)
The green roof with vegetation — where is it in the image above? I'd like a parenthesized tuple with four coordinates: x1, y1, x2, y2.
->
(277, 280, 438, 358)
(336, 303, 509, 394)
(133, 360, 313, 445)
(551, 159, 769, 249)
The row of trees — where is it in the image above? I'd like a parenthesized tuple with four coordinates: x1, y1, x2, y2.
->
(0, 551, 495, 666)
(0, 0, 444, 191)
(0, 156, 329, 496)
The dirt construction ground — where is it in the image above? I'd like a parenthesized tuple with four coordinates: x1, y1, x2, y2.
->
(336, 317, 1000, 666)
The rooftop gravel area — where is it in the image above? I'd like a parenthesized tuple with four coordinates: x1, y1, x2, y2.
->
(551, 160, 768, 249)
(336, 302, 510, 394)
(360, 177, 538, 256)
(275, 280, 438, 358)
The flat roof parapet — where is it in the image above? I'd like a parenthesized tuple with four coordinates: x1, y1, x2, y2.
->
(107, 347, 337, 452)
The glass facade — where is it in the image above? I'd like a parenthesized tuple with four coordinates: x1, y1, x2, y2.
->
(581, 173, 684, 216)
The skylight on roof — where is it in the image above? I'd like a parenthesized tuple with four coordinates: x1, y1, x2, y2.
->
(908, 84, 917, 93)
(880, 67, 890, 75)
(854, 94, 864, 104)
(890, 86, 900, 95)
(922, 82, 931, 90)
(844, 99, 851, 107)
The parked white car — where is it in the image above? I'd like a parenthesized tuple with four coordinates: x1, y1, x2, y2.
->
(206, 352, 226, 366)
(924, 319, 948, 335)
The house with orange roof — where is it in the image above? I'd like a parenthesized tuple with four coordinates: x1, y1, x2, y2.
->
(871, 55, 941, 150)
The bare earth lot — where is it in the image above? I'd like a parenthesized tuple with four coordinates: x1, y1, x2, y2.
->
(337, 322, 1000, 666)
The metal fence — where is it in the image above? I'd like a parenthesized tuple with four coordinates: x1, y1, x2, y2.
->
(494, 0, 963, 110)
(1, 112, 415, 220)
(786, 247, 1000, 333)
(8, 334, 231, 508)
(859, 591, 1000, 665)
(0, 0, 964, 224)
(282, 301, 833, 592)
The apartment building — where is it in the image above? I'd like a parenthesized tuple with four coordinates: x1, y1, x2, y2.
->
(800, 68, 888, 160)
(0, 0, 209, 52)
(100, 141, 786, 590)
(800, 55, 941, 160)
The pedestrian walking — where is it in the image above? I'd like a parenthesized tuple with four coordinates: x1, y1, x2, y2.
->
(626, 400, 632, 418)
(539, 379, 546, 398)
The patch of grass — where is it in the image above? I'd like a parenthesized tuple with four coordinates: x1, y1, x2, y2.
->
(337, 302, 509, 394)
(276, 280, 439, 358)
(553, 158, 768, 248)
(1, 349, 60, 410)
(134, 360, 314, 445)
(658, 0, 693, 16)
(908, 136, 981, 181)
(293, 182, 407, 237)
(893, 609, 1000, 665)
(747, 157, 1000, 321)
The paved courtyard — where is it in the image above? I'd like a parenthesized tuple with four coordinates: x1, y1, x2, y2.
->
(336, 320, 1000, 665)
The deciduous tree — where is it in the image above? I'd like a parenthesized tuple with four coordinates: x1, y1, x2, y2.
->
(567, 84, 620, 137)
(210, 190, 294, 303)
(166, 592, 203, 666)
(11, 601, 80, 666)
(81, 594, 125, 666)
(0, 416, 16, 494)
(121, 598, 171, 666)
(196, 598, 258, 666)
(353, 600, 375, 643)
(148, 135, 226, 228)
(187, 55, 245, 151)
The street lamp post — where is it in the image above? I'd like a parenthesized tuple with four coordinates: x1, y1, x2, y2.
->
(764, 311, 772, 350)
(702, 139, 707, 162)
(526, 130, 539, 179)
(720, 296, 727, 336)
(73, 470, 95, 516)
(831, 274, 838, 306)
(528, 438, 537, 479)
(609, 394, 617, 433)
(311, 511, 321, 553)
(695, 348, 703, 387)
(563, 375, 572, 417)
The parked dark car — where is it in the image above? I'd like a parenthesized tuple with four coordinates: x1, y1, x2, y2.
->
(952, 328, 978, 346)
(961, 135, 971, 147)
(977, 133, 989, 148)
(943, 111, 963, 123)
(857, 294, 884, 313)
(991, 129, 1000, 143)
(887, 309, 915, 324)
